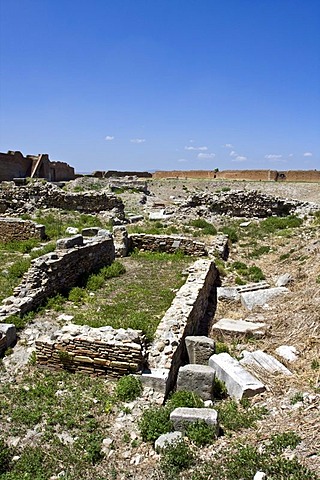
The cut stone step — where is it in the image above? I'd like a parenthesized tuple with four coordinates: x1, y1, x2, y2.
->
(177, 364, 215, 400)
(170, 407, 219, 434)
(240, 350, 292, 376)
(208, 352, 265, 400)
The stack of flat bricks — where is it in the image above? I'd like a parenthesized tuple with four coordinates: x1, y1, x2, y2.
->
(35, 325, 146, 378)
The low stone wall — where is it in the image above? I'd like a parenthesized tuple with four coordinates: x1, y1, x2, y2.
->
(0, 181, 125, 217)
(35, 324, 146, 377)
(93, 170, 152, 179)
(128, 234, 208, 256)
(148, 259, 220, 396)
(0, 235, 115, 321)
(0, 217, 46, 242)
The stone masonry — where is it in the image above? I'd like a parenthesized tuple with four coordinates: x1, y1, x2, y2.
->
(128, 233, 208, 256)
(0, 217, 46, 242)
(35, 324, 146, 377)
(0, 234, 115, 322)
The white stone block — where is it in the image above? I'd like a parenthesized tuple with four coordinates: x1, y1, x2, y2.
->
(212, 318, 266, 337)
(240, 350, 292, 376)
(155, 431, 183, 452)
(240, 287, 289, 311)
(177, 364, 215, 400)
(208, 352, 265, 400)
(170, 407, 219, 434)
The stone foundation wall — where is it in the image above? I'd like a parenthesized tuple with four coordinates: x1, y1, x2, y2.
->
(0, 217, 46, 242)
(0, 181, 125, 216)
(0, 235, 115, 321)
(128, 234, 208, 256)
(35, 324, 146, 377)
(148, 259, 219, 396)
(93, 170, 152, 178)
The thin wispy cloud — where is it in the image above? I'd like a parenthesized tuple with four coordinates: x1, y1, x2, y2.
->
(130, 138, 146, 144)
(178, 158, 187, 162)
(224, 143, 233, 148)
(232, 155, 247, 162)
(303, 152, 313, 157)
(265, 154, 282, 159)
(197, 152, 216, 159)
(184, 145, 208, 151)
(288, 153, 294, 157)
(105, 135, 114, 141)
(229, 150, 238, 157)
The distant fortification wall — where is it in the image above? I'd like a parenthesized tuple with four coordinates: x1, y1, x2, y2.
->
(152, 169, 320, 182)
(93, 170, 152, 178)
(0, 151, 75, 182)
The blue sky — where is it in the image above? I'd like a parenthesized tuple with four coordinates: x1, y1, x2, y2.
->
(0, 0, 319, 173)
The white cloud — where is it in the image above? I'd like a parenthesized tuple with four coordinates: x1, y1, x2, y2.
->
(224, 143, 233, 148)
(130, 138, 146, 144)
(303, 152, 313, 157)
(197, 153, 216, 159)
(178, 158, 187, 162)
(288, 153, 294, 157)
(184, 145, 208, 151)
(105, 135, 114, 141)
(189, 139, 194, 143)
(265, 154, 282, 159)
(232, 155, 247, 162)
(229, 150, 238, 157)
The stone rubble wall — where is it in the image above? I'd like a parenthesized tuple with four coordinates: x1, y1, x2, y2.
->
(128, 234, 208, 256)
(148, 259, 220, 396)
(181, 189, 318, 218)
(0, 235, 115, 321)
(35, 325, 146, 377)
(0, 217, 46, 242)
(92, 170, 152, 179)
(0, 181, 125, 216)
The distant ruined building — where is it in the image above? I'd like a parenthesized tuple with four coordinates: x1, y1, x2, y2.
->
(152, 169, 320, 182)
(0, 150, 75, 182)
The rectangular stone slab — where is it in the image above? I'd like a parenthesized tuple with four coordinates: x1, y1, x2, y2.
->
(212, 318, 266, 337)
(240, 350, 292, 376)
(170, 407, 219, 434)
(209, 352, 265, 400)
(240, 287, 289, 311)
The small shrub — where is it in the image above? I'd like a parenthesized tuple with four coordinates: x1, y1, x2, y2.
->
(216, 399, 268, 433)
(7, 258, 31, 279)
(190, 219, 217, 235)
(220, 226, 238, 243)
(215, 341, 230, 354)
(28, 351, 37, 366)
(248, 245, 270, 258)
(212, 377, 228, 399)
(68, 287, 86, 303)
(115, 375, 143, 402)
(290, 391, 304, 404)
(100, 261, 126, 279)
(139, 406, 172, 442)
(186, 420, 217, 446)
(311, 358, 319, 370)
(45, 293, 66, 311)
(166, 390, 204, 412)
(269, 431, 301, 453)
(160, 439, 194, 478)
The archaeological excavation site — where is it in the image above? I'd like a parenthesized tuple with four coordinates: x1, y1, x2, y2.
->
(0, 169, 319, 480)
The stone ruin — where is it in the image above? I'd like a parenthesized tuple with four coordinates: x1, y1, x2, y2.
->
(0, 217, 46, 242)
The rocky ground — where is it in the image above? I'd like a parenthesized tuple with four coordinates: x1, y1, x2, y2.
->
(0, 177, 319, 479)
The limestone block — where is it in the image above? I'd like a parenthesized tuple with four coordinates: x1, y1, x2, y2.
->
(185, 336, 215, 365)
(56, 235, 83, 250)
(240, 350, 292, 376)
(208, 352, 265, 400)
(275, 273, 293, 287)
(139, 368, 169, 393)
(0, 323, 16, 348)
(240, 287, 289, 311)
(217, 287, 240, 302)
(275, 345, 299, 362)
(170, 407, 219, 434)
(177, 364, 215, 400)
(155, 431, 183, 452)
(212, 318, 266, 338)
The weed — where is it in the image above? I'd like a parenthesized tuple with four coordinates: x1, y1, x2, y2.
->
(115, 375, 143, 402)
(248, 245, 270, 258)
(212, 377, 228, 399)
(68, 286, 87, 303)
(190, 218, 217, 235)
(28, 351, 37, 366)
(166, 390, 204, 412)
(4, 347, 13, 356)
(139, 406, 173, 442)
(220, 226, 239, 243)
(0, 439, 11, 474)
(268, 431, 301, 453)
(311, 358, 319, 370)
(290, 392, 304, 404)
(215, 341, 230, 354)
(160, 439, 194, 478)
(186, 420, 217, 446)
(216, 399, 268, 433)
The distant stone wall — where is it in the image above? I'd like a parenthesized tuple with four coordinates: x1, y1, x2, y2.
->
(93, 170, 152, 178)
(35, 324, 146, 377)
(152, 169, 320, 183)
(0, 235, 115, 321)
(0, 181, 125, 216)
(0, 217, 46, 242)
(148, 259, 219, 396)
(128, 234, 208, 256)
(0, 151, 75, 182)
